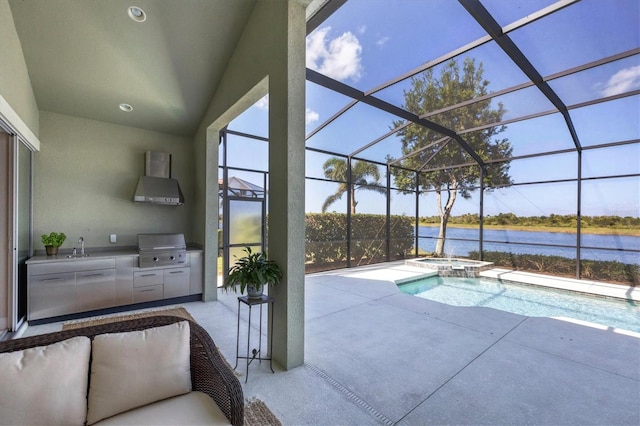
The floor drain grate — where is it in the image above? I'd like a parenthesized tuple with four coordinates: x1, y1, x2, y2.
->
(306, 363, 395, 426)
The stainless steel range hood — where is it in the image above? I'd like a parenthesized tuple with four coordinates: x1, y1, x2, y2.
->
(133, 151, 184, 205)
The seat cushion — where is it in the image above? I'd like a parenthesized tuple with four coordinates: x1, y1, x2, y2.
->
(86, 321, 192, 425)
(93, 391, 231, 426)
(0, 336, 91, 426)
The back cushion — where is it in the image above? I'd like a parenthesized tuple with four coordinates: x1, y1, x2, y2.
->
(86, 321, 192, 425)
(0, 336, 91, 426)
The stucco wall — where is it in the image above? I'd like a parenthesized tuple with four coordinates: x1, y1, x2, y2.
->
(34, 111, 194, 250)
(192, 0, 307, 368)
(0, 0, 39, 137)
(191, 1, 294, 303)
(191, 1, 283, 246)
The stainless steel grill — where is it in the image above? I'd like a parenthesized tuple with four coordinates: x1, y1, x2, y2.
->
(137, 233, 187, 268)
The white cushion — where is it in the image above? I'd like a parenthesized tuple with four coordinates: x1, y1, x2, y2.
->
(93, 391, 231, 425)
(86, 321, 192, 425)
(0, 336, 91, 426)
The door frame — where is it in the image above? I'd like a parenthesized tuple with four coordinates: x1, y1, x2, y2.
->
(0, 98, 38, 334)
(218, 128, 268, 283)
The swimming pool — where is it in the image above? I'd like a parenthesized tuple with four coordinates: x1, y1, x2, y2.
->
(398, 276, 640, 333)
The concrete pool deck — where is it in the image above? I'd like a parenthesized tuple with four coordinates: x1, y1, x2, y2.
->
(23, 262, 640, 425)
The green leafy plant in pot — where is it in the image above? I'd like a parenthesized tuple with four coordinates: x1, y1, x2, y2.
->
(223, 247, 282, 299)
(41, 232, 66, 256)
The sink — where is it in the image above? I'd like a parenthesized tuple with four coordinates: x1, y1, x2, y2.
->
(66, 254, 90, 258)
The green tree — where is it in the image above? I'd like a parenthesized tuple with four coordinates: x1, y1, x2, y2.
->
(322, 158, 386, 214)
(391, 58, 513, 255)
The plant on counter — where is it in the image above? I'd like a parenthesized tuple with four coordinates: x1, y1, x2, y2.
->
(223, 247, 282, 298)
(41, 232, 66, 256)
(41, 232, 67, 247)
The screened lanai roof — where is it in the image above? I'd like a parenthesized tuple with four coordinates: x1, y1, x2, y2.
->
(304, 0, 639, 173)
(224, 0, 639, 220)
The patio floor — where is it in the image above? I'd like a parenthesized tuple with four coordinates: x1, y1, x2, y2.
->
(23, 262, 640, 425)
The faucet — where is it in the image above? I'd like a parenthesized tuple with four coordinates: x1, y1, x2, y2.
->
(78, 237, 85, 256)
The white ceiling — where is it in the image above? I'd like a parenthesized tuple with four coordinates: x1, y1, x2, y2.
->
(9, 0, 258, 136)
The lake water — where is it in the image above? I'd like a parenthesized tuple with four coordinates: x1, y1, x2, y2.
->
(418, 226, 640, 265)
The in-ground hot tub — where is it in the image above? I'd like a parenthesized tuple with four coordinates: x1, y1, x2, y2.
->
(405, 257, 494, 277)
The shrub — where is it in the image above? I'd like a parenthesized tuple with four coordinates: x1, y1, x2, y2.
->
(306, 213, 414, 268)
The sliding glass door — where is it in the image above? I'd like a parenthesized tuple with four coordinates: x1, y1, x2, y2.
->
(1, 124, 33, 333)
(14, 140, 32, 330)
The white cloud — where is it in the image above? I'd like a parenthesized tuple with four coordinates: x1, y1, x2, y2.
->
(306, 26, 363, 82)
(255, 95, 269, 110)
(358, 24, 367, 34)
(599, 65, 640, 97)
(305, 108, 319, 125)
(376, 36, 390, 47)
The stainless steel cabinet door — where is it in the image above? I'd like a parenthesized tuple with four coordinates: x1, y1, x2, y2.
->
(29, 272, 76, 320)
(133, 270, 163, 287)
(115, 257, 134, 305)
(133, 285, 163, 303)
(76, 269, 116, 312)
(163, 267, 190, 298)
(189, 252, 203, 295)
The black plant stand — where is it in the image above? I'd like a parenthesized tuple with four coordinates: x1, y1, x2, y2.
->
(234, 294, 274, 382)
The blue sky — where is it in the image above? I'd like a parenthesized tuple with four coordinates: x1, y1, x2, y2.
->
(229, 0, 639, 218)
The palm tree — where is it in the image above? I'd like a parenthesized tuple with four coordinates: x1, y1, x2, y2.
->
(321, 158, 386, 214)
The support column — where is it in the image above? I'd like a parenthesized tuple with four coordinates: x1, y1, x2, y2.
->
(203, 127, 220, 302)
(268, 0, 306, 370)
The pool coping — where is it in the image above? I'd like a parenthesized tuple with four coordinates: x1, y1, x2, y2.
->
(479, 268, 640, 302)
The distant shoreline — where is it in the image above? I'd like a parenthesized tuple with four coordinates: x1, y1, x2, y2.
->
(418, 223, 640, 237)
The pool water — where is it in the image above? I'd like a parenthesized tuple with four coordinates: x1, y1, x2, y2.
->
(399, 276, 640, 333)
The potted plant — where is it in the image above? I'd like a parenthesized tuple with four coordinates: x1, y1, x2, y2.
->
(41, 232, 66, 256)
(223, 247, 282, 299)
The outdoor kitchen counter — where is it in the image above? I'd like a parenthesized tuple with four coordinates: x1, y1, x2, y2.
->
(26, 249, 139, 264)
(26, 248, 204, 323)
(26, 247, 202, 264)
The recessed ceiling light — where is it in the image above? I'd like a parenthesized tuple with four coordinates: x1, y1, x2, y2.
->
(119, 103, 133, 112)
(128, 6, 146, 22)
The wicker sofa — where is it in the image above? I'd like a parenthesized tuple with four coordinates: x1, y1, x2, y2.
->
(0, 315, 244, 426)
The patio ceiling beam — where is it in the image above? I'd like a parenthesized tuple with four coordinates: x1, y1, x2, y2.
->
(454, 87, 640, 137)
(566, 89, 640, 111)
(460, 108, 559, 135)
(349, 121, 410, 157)
(306, 68, 486, 167)
(459, 0, 583, 152)
(387, 136, 450, 166)
(501, 0, 578, 33)
(420, 159, 480, 174)
(306, 0, 347, 34)
(421, 81, 534, 120)
(544, 48, 640, 82)
(364, 35, 493, 97)
(417, 139, 451, 172)
(225, 128, 269, 142)
(306, 99, 357, 140)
